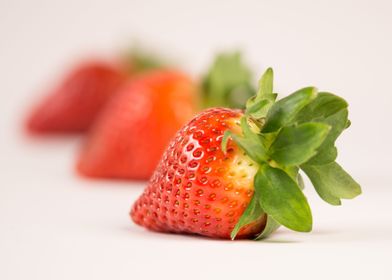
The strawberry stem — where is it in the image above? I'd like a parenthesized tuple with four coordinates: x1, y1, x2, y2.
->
(227, 68, 362, 240)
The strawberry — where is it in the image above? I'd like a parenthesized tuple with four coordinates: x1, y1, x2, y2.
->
(77, 70, 198, 180)
(77, 52, 255, 180)
(131, 107, 266, 238)
(131, 68, 362, 240)
(25, 47, 165, 134)
(26, 60, 127, 133)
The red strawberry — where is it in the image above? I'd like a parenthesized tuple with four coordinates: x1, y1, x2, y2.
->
(131, 68, 361, 240)
(131, 108, 266, 238)
(77, 70, 198, 180)
(26, 61, 127, 133)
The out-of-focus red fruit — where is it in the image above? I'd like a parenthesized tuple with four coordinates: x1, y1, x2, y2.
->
(26, 61, 127, 134)
(77, 70, 198, 180)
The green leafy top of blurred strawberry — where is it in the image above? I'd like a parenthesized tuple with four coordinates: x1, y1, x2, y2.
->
(222, 68, 362, 240)
(121, 45, 167, 73)
(201, 52, 256, 109)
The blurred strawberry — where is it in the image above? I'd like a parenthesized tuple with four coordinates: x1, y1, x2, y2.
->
(76, 52, 255, 180)
(26, 60, 127, 133)
(77, 70, 198, 180)
(25, 45, 166, 134)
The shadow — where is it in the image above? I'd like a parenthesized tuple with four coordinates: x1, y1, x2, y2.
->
(120, 224, 230, 243)
(118, 224, 303, 244)
(309, 229, 341, 236)
(262, 239, 301, 244)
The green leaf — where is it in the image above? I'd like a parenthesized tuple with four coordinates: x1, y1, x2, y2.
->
(296, 92, 348, 123)
(269, 123, 331, 166)
(258, 67, 274, 97)
(230, 196, 265, 240)
(202, 52, 255, 109)
(282, 166, 299, 181)
(319, 109, 348, 147)
(221, 130, 232, 154)
(297, 173, 305, 190)
(262, 87, 317, 133)
(246, 98, 274, 119)
(255, 215, 281, 240)
(255, 164, 312, 232)
(229, 117, 268, 163)
(295, 93, 349, 165)
(301, 162, 362, 205)
(246, 68, 277, 118)
(307, 109, 348, 165)
(306, 146, 337, 166)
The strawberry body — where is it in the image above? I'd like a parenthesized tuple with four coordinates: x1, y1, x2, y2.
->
(131, 108, 266, 238)
(26, 61, 126, 133)
(77, 70, 197, 180)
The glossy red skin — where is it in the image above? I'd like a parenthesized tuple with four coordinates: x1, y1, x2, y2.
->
(26, 61, 127, 133)
(131, 108, 266, 239)
(77, 70, 197, 180)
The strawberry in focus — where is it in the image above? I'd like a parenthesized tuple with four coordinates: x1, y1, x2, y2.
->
(131, 68, 362, 240)
(131, 108, 266, 238)
(77, 70, 197, 180)
(26, 61, 127, 133)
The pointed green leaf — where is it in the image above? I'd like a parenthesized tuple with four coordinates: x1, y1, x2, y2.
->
(319, 109, 348, 147)
(306, 109, 348, 165)
(301, 162, 362, 205)
(240, 117, 257, 139)
(255, 164, 312, 232)
(294, 93, 349, 165)
(246, 98, 274, 119)
(246, 68, 277, 118)
(229, 117, 268, 163)
(296, 92, 348, 123)
(282, 166, 299, 181)
(221, 130, 232, 154)
(269, 123, 331, 166)
(297, 173, 305, 190)
(306, 146, 337, 166)
(255, 215, 281, 240)
(231, 196, 265, 240)
(258, 67, 273, 97)
(230, 133, 266, 164)
(262, 87, 317, 133)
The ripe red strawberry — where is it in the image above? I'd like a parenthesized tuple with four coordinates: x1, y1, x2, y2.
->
(77, 52, 255, 180)
(131, 68, 361, 240)
(77, 70, 198, 180)
(26, 60, 127, 133)
(131, 108, 266, 238)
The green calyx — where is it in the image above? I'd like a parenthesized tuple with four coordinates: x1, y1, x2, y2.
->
(122, 45, 166, 73)
(201, 52, 256, 109)
(223, 68, 362, 240)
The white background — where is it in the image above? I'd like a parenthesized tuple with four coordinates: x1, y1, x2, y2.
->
(0, 0, 391, 279)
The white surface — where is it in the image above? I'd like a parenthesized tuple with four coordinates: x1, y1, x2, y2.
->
(1, 138, 392, 279)
(1, 0, 392, 279)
